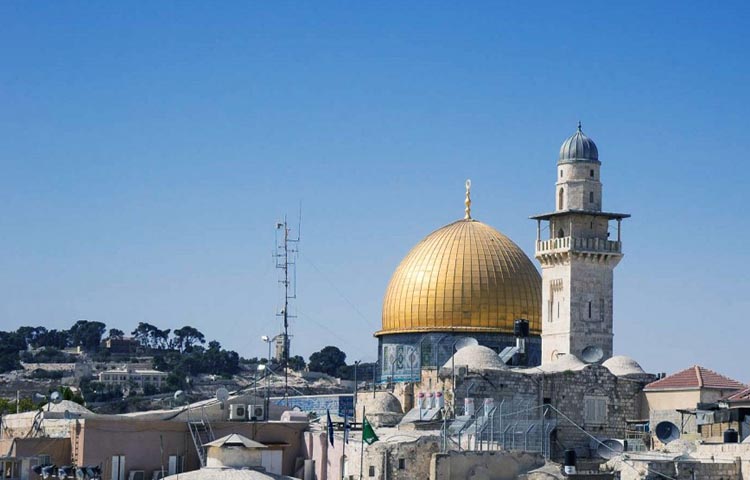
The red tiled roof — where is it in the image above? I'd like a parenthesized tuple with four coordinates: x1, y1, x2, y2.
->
(724, 387, 750, 403)
(644, 365, 745, 392)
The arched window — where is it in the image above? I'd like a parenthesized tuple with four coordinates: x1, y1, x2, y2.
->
(557, 228, 565, 238)
(589, 191, 594, 203)
(558, 188, 564, 210)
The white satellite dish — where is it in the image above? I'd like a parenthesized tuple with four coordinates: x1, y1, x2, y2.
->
(581, 346, 604, 364)
(50, 391, 63, 404)
(216, 387, 229, 402)
(454, 337, 479, 350)
(597, 438, 625, 459)
(216, 388, 229, 409)
(33, 393, 47, 402)
(174, 390, 187, 404)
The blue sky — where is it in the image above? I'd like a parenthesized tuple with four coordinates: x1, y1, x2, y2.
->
(1, 2, 748, 381)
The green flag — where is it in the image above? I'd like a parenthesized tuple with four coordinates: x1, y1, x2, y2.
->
(362, 415, 379, 445)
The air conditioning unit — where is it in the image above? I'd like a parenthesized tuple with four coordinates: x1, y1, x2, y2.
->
(128, 471, 145, 480)
(249, 404, 265, 421)
(229, 403, 247, 421)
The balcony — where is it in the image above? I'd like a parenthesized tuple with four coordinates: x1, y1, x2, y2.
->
(536, 236, 621, 255)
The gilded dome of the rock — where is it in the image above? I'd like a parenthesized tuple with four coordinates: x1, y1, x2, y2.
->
(377, 218, 541, 336)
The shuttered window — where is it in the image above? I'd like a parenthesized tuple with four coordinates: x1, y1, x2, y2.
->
(584, 396, 607, 425)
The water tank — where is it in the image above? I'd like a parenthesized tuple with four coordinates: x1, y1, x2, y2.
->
(724, 428, 739, 443)
(514, 319, 530, 338)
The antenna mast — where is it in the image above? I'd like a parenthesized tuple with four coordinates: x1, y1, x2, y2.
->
(274, 215, 299, 406)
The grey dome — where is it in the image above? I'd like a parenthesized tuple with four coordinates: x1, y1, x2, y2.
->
(558, 122, 599, 163)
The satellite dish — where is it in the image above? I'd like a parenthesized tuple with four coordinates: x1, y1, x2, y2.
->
(655, 421, 681, 443)
(454, 337, 479, 350)
(174, 390, 187, 404)
(216, 387, 229, 410)
(597, 438, 625, 459)
(216, 387, 229, 402)
(50, 391, 63, 404)
(581, 346, 604, 364)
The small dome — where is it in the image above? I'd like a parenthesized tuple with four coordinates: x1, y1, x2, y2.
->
(602, 356, 646, 376)
(559, 122, 599, 163)
(356, 391, 403, 414)
(539, 354, 587, 373)
(442, 345, 507, 371)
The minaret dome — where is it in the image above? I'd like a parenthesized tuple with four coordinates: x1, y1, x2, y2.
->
(558, 122, 599, 164)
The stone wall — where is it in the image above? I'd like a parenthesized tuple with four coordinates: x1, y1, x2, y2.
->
(430, 450, 544, 480)
(695, 443, 750, 480)
(613, 457, 740, 480)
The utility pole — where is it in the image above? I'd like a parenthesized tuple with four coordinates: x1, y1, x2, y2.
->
(274, 215, 299, 406)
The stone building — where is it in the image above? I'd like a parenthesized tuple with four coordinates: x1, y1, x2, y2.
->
(531, 122, 629, 365)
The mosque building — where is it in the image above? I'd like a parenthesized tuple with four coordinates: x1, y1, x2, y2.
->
(376, 123, 628, 381)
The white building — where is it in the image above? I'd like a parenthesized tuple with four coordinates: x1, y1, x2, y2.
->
(98, 367, 168, 390)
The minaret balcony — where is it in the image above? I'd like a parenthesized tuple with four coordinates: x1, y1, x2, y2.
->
(536, 236, 621, 255)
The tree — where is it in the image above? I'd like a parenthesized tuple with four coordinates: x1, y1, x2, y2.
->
(131, 323, 170, 349)
(288, 355, 306, 371)
(173, 326, 205, 352)
(108, 328, 124, 340)
(69, 320, 106, 351)
(35, 329, 70, 349)
(308, 346, 347, 377)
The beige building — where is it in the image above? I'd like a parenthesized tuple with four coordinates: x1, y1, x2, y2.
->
(98, 367, 168, 391)
(643, 365, 745, 441)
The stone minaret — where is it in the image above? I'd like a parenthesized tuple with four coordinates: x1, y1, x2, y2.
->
(531, 123, 629, 365)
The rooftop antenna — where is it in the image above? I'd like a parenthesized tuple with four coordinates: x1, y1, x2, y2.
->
(274, 210, 300, 406)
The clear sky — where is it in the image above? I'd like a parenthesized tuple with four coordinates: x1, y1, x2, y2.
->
(1, 2, 748, 381)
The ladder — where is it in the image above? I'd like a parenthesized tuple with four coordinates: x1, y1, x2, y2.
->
(187, 407, 215, 467)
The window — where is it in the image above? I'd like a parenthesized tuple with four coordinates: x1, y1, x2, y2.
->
(37, 455, 51, 466)
(558, 188, 564, 210)
(600, 298, 605, 321)
(589, 192, 594, 203)
(584, 397, 607, 425)
(588, 301, 592, 319)
(590, 222, 593, 229)
(560, 169, 563, 178)
(590, 169, 594, 177)
(369, 466, 376, 477)
(557, 301, 560, 319)
(398, 458, 406, 470)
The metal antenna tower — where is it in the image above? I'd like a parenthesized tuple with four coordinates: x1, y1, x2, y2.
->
(274, 214, 299, 406)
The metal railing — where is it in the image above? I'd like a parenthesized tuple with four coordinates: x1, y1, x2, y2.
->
(536, 236, 621, 254)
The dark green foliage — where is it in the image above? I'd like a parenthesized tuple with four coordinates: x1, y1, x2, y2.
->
(172, 326, 205, 352)
(20, 348, 76, 363)
(131, 322, 171, 349)
(153, 340, 240, 381)
(29, 368, 64, 380)
(288, 355, 306, 371)
(69, 320, 106, 351)
(108, 328, 124, 339)
(308, 346, 347, 376)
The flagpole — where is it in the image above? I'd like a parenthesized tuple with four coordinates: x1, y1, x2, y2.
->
(342, 415, 346, 480)
(359, 405, 366, 480)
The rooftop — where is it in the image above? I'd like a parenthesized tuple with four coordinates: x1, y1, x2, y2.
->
(644, 365, 745, 392)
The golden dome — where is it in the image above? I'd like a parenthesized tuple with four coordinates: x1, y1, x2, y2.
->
(377, 218, 541, 336)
